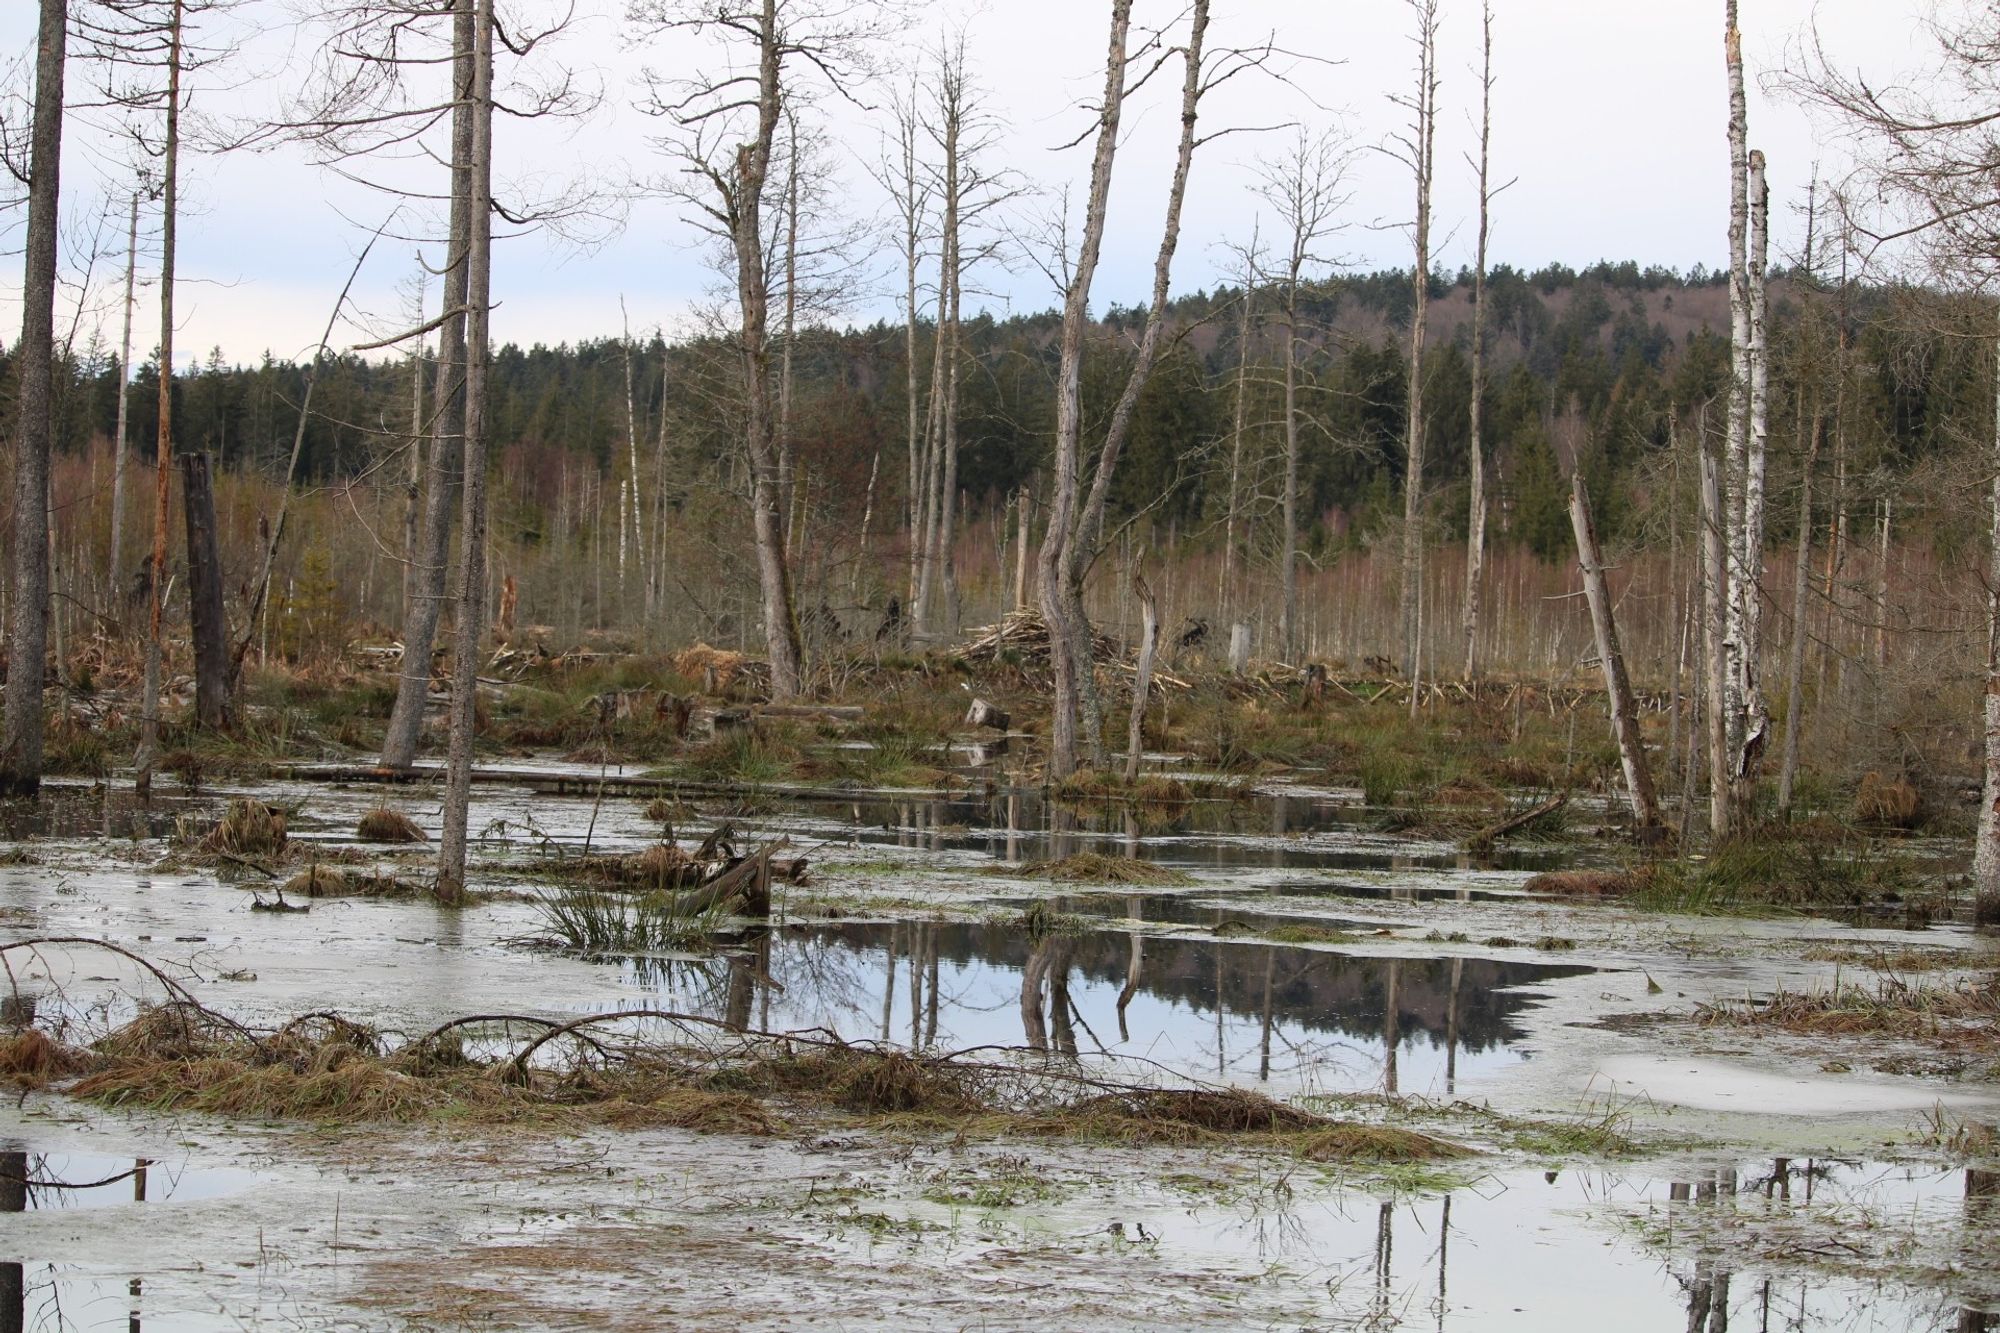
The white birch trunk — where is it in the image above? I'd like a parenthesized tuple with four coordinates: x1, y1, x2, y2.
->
(1977, 304, 2000, 896)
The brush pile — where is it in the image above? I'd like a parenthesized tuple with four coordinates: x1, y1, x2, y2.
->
(957, 610, 1119, 666)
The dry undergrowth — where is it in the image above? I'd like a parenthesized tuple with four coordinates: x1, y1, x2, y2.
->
(14, 999, 1461, 1163)
(996, 853, 1194, 887)
(1698, 974, 2000, 1053)
(356, 807, 427, 843)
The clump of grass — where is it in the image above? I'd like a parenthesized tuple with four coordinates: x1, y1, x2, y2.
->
(1853, 772, 1922, 828)
(284, 865, 349, 897)
(1051, 769, 1194, 805)
(357, 807, 427, 843)
(1004, 853, 1192, 886)
(682, 725, 806, 784)
(202, 799, 288, 856)
(1295, 1124, 1472, 1163)
(1631, 832, 1926, 914)
(0, 1029, 91, 1088)
(532, 884, 723, 954)
(1798, 943, 1964, 972)
(1698, 975, 2000, 1052)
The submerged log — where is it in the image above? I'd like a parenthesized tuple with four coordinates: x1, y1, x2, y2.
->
(664, 841, 783, 918)
(1465, 793, 1568, 852)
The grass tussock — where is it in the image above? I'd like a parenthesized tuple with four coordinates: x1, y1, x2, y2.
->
(1631, 830, 1929, 914)
(201, 799, 288, 856)
(1004, 853, 1193, 887)
(532, 883, 724, 954)
(357, 807, 427, 843)
(1295, 1123, 1472, 1163)
(0, 1029, 93, 1087)
(1699, 974, 2000, 1052)
(1524, 869, 1649, 898)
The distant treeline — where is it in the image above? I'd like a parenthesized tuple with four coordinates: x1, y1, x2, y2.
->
(6, 260, 1991, 565)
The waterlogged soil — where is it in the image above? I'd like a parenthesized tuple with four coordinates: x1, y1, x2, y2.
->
(1, 768, 1997, 1328)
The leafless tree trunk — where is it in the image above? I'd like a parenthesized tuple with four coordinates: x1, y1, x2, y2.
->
(1043, 0, 1218, 775)
(181, 453, 231, 729)
(1776, 403, 1820, 816)
(1254, 130, 1349, 665)
(109, 193, 140, 585)
(1395, 0, 1440, 713)
(437, 0, 494, 901)
(401, 273, 427, 620)
(1978, 305, 2000, 895)
(1570, 472, 1658, 828)
(0, 0, 66, 795)
(1124, 559, 1158, 784)
(1037, 0, 1134, 778)
(136, 0, 186, 801)
(382, 0, 473, 771)
(1701, 443, 1731, 838)
(1462, 0, 1495, 682)
(1220, 251, 1256, 625)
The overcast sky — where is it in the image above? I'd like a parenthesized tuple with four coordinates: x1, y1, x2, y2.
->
(0, 0, 1923, 369)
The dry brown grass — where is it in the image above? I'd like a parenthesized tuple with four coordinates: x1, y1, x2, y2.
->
(357, 807, 427, 843)
(201, 800, 288, 856)
(1523, 869, 1648, 898)
(1698, 975, 2000, 1052)
(1001, 853, 1193, 887)
(0, 1029, 93, 1087)
(1854, 772, 1922, 828)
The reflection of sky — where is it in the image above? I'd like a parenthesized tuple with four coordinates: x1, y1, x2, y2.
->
(8, 1152, 257, 1212)
(612, 932, 1557, 1098)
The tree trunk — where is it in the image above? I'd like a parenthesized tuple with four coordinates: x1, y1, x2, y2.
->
(1399, 0, 1439, 705)
(0, 0, 65, 795)
(1977, 305, 2000, 899)
(1736, 146, 1772, 801)
(1776, 399, 1821, 817)
(1047, 0, 1210, 773)
(1222, 280, 1253, 624)
(1280, 277, 1301, 663)
(1038, 0, 1133, 779)
(1721, 0, 1753, 807)
(1462, 0, 1494, 683)
(1125, 562, 1159, 783)
(382, 0, 474, 771)
(109, 193, 139, 586)
(1701, 445, 1732, 838)
(181, 453, 231, 730)
(401, 275, 427, 621)
(1570, 472, 1658, 827)
(136, 0, 185, 801)
(437, 0, 495, 901)
(732, 0, 805, 699)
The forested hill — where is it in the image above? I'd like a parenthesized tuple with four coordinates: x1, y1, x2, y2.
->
(12, 260, 1989, 560)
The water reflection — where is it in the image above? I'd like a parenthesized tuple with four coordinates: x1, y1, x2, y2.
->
(844, 789, 1568, 874)
(616, 921, 1588, 1095)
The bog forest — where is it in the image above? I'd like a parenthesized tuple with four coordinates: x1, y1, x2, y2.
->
(1, 1, 1998, 1330)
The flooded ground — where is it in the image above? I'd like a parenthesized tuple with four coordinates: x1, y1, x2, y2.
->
(1, 768, 1996, 1328)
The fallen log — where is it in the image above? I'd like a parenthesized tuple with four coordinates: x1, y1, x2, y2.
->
(664, 840, 784, 919)
(1465, 793, 1568, 853)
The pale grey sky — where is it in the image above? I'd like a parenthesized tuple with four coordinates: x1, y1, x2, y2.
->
(0, 0, 1922, 368)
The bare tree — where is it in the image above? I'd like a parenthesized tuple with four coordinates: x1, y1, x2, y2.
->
(1391, 0, 1441, 715)
(634, 0, 894, 699)
(436, 0, 495, 901)
(1462, 0, 1504, 682)
(107, 187, 149, 587)
(1252, 127, 1351, 666)
(1785, 2, 2000, 895)
(1570, 472, 1660, 828)
(0, 0, 66, 796)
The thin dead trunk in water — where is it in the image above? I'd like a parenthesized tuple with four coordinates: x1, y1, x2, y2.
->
(1124, 560, 1159, 784)
(181, 453, 231, 729)
(136, 0, 186, 801)
(1462, 0, 1495, 682)
(1570, 472, 1658, 828)
(382, 0, 474, 771)
(1221, 273, 1254, 624)
(109, 193, 139, 586)
(437, 0, 495, 901)
(0, 0, 65, 795)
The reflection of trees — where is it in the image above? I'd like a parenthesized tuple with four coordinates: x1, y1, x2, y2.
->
(2, 1148, 21, 1333)
(787, 921, 1574, 1054)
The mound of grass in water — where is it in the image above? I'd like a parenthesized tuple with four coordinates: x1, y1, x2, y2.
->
(1698, 975, 2000, 1052)
(201, 799, 288, 856)
(357, 806, 427, 843)
(1631, 831, 1928, 914)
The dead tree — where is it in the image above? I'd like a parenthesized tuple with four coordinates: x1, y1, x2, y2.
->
(1042, 0, 1250, 776)
(0, 0, 66, 795)
(634, 1, 893, 700)
(108, 189, 144, 586)
(1124, 558, 1159, 784)
(1392, 0, 1441, 713)
(1569, 472, 1659, 828)
(1462, 0, 1505, 682)
(1251, 128, 1351, 665)
(181, 453, 231, 728)
(436, 0, 495, 902)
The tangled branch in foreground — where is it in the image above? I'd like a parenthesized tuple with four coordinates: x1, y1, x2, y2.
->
(0, 942, 1463, 1163)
